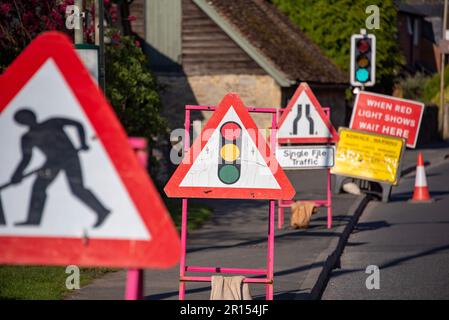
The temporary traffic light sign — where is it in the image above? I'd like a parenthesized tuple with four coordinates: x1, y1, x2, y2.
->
(277, 83, 338, 144)
(350, 33, 376, 87)
(164, 94, 295, 200)
(0, 32, 180, 268)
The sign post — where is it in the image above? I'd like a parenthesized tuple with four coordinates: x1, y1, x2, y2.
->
(125, 137, 149, 300)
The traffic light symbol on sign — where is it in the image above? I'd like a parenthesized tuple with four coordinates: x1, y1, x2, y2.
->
(218, 121, 242, 185)
(350, 33, 376, 87)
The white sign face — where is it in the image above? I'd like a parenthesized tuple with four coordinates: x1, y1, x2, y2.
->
(276, 146, 335, 169)
(75, 48, 99, 84)
(0, 58, 150, 240)
(278, 91, 332, 140)
(180, 106, 280, 189)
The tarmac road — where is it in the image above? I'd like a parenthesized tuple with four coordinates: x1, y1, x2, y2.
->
(322, 159, 449, 299)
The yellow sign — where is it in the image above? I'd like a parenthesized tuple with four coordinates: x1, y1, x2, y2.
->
(331, 128, 405, 185)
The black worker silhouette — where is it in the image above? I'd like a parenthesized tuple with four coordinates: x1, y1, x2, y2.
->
(10, 109, 111, 228)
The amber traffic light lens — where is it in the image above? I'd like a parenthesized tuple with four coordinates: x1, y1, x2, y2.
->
(357, 55, 369, 68)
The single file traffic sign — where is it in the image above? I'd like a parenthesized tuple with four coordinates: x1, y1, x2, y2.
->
(164, 93, 295, 200)
(277, 83, 339, 144)
(0, 32, 180, 268)
(276, 145, 335, 169)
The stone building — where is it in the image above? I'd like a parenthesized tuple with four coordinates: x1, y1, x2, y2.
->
(128, 0, 347, 132)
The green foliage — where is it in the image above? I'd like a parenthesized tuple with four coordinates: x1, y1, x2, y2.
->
(0, 266, 114, 300)
(423, 65, 449, 104)
(105, 35, 167, 143)
(397, 72, 430, 102)
(165, 199, 213, 232)
(272, 0, 404, 92)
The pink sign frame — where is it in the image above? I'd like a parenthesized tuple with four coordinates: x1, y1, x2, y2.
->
(178, 105, 278, 300)
(276, 108, 333, 230)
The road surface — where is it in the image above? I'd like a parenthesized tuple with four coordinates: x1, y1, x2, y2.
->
(322, 159, 449, 299)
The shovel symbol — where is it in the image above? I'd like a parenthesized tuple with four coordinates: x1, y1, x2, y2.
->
(0, 168, 40, 226)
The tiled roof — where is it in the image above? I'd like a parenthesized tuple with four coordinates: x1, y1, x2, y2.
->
(204, 0, 347, 84)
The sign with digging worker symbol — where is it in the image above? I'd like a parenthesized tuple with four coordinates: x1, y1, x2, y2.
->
(0, 32, 180, 268)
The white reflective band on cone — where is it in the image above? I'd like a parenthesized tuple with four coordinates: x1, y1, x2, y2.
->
(415, 166, 428, 187)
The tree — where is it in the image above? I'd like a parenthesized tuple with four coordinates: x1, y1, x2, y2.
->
(105, 34, 167, 143)
(272, 0, 404, 93)
(0, 0, 73, 72)
(0, 0, 166, 149)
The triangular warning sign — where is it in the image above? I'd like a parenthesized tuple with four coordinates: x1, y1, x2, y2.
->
(0, 32, 180, 268)
(277, 83, 338, 144)
(164, 94, 295, 200)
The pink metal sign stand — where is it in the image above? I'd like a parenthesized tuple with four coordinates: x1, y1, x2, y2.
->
(276, 108, 333, 230)
(124, 137, 148, 300)
(179, 105, 278, 300)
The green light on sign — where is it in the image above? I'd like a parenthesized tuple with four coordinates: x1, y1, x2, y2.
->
(218, 164, 240, 184)
(356, 68, 369, 83)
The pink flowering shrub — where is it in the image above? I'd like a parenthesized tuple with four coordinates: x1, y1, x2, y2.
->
(0, 0, 74, 70)
(0, 0, 137, 71)
(0, 0, 166, 159)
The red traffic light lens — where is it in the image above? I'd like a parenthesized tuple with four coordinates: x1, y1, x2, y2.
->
(220, 121, 241, 141)
(356, 39, 370, 53)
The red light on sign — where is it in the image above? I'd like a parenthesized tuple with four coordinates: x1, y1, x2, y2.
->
(220, 121, 241, 141)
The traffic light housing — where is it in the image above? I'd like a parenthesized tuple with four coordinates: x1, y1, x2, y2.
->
(350, 33, 376, 87)
(218, 121, 242, 184)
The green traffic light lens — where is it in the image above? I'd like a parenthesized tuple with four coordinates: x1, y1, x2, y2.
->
(356, 68, 369, 83)
(218, 165, 240, 184)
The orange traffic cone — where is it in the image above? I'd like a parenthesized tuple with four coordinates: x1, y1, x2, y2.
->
(410, 152, 433, 203)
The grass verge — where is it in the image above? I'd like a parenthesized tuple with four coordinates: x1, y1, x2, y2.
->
(0, 201, 212, 300)
(0, 266, 114, 300)
(165, 198, 213, 232)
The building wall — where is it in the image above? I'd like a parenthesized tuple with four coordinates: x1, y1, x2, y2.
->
(308, 85, 348, 128)
(128, 0, 145, 39)
(158, 74, 282, 133)
(281, 84, 348, 129)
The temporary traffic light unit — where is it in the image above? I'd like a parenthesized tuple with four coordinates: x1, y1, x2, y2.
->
(350, 32, 376, 87)
(218, 121, 242, 185)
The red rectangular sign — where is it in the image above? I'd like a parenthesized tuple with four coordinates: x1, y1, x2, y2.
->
(350, 91, 424, 148)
